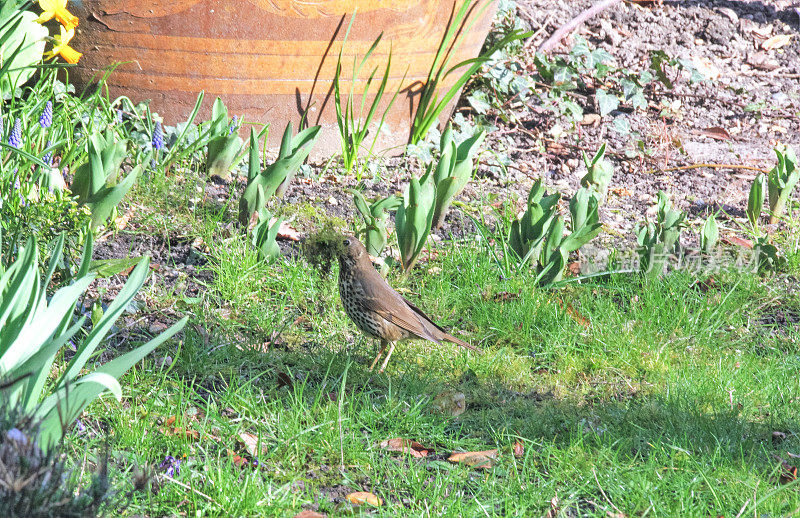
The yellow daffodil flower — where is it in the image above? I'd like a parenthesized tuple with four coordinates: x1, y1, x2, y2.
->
(36, 0, 79, 31)
(45, 26, 82, 64)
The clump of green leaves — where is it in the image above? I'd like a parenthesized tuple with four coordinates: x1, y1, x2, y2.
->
(508, 181, 602, 285)
(351, 190, 400, 257)
(581, 143, 614, 200)
(334, 16, 401, 175)
(767, 144, 798, 224)
(634, 191, 686, 278)
(71, 130, 142, 229)
(410, 1, 527, 144)
(395, 174, 435, 273)
(531, 38, 702, 128)
(0, 234, 187, 450)
(251, 208, 282, 262)
(238, 123, 320, 226)
(428, 123, 485, 229)
(0, 183, 90, 269)
(205, 98, 243, 181)
(303, 226, 347, 276)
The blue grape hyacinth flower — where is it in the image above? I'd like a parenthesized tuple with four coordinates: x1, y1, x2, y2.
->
(9, 118, 22, 149)
(43, 140, 53, 166)
(39, 101, 53, 128)
(152, 121, 164, 151)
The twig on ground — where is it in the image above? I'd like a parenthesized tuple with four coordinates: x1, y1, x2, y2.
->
(643, 163, 770, 175)
(592, 467, 625, 516)
(538, 0, 623, 53)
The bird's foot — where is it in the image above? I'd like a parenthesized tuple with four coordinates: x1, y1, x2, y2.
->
(377, 342, 396, 373)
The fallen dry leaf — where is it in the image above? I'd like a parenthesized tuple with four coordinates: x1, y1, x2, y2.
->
(749, 23, 773, 41)
(513, 441, 525, 458)
(698, 126, 731, 141)
(581, 113, 602, 126)
(448, 449, 498, 469)
(293, 511, 326, 518)
(277, 221, 302, 241)
(239, 432, 268, 457)
(555, 298, 590, 328)
(159, 415, 201, 440)
(492, 290, 521, 302)
(747, 51, 780, 71)
(545, 496, 560, 518)
(761, 34, 792, 50)
(611, 187, 633, 197)
(567, 261, 581, 276)
(159, 426, 200, 440)
(227, 448, 250, 468)
(771, 454, 798, 484)
(379, 438, 431, 458)
(276, 372, 294, 388)
(690, 56, 720, 80)
(346, 492, 383, 507)
(432, 391, 466, 417)
(722, 235, 754, 249)
(690, 276, 717, 293)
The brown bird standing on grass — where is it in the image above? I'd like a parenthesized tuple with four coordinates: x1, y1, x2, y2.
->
(337, 237, 480, 372)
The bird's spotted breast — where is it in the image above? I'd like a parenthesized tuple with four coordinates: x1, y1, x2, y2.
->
(338, 268, 408, 341)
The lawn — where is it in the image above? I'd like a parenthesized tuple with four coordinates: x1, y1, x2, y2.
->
(2, 0, 800, 516)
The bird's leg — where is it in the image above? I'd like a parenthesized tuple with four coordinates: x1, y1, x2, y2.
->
(368, 340, 387, 371)
(377, 341, 396, 373)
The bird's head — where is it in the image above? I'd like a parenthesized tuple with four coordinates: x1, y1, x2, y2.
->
(339, 236, 368, 267)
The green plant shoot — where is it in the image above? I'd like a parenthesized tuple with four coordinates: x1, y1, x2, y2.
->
(0, 234, 187, 450)
(70, 130, 142, 229)
(205, 98, 244, 180)
(634, 191, 686, 279)
(351, 190, 401, 256)
(767, 144, 798, 224)
(429, 123, 485, 229)
(395, 174, 436, 273)
(580, 143, 614, 200)
(238, 123, 320, 226)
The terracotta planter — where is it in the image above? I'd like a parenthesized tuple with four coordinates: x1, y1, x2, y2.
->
(70, 0, 497, 157)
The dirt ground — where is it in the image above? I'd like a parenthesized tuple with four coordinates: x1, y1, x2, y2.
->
(95, 0, 800, 317)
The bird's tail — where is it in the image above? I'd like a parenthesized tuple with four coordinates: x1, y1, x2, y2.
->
(443, 333, 482, 353)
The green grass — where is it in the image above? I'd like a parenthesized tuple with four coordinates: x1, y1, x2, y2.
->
(69, 184, 800, 515)
(5, 24, 798, 517)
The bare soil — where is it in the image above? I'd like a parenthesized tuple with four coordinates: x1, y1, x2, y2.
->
(96, 0, 800, 311)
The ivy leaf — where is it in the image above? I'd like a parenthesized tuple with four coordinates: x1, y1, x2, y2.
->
(596, 89, 619, 116)
(467, 90, 492, 114)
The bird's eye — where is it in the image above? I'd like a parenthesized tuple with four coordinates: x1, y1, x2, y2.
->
(343, 239, 350, 246)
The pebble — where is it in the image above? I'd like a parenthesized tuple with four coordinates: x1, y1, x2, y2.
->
(149, 322, 168, 334)
(771, 92, 788, 104)
(718, 7, 738, 23)
(327, 196, 338, 206)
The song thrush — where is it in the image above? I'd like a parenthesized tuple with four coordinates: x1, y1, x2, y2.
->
(337, 237, 479, 372)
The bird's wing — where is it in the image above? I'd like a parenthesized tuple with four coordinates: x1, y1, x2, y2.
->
(355, 271, 443, 344)
(401, 296, 481, 352)
(355, 270, 479, 351)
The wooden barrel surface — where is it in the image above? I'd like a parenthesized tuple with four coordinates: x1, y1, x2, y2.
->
(70, 0, 497, 157)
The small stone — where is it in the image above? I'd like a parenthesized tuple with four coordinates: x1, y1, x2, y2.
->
(154, 356, 173, 369)
(327, 196, 338, 206)
(771, 92, 788, 104)
(718, 7, 738, 23)
(149, 322, 168, 334)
